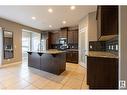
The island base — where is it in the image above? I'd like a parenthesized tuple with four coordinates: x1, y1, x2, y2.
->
(28, 52, 66, 75)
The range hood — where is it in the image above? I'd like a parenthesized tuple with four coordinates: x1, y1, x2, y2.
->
(98, 35, 118, 41)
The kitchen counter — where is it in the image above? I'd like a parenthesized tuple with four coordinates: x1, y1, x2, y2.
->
(66, 49, 78, 51)
(27, 49, 66, 75)
(87, 51, 118, 59)
(28, 49, 66, 54)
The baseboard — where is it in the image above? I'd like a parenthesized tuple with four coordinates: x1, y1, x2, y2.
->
(0, 61, 22, 68)
(79, 62, 87, 69)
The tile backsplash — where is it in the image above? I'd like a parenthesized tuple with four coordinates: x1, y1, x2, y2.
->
(89, 41, 106, 51)
(89, 36, 118, 55)
(105, 36, 118, 52)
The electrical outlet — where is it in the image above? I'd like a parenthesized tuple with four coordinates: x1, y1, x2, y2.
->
(109, 45, 111, 50)
(7, 59, 10, 61)
(116, 44, 118, 50)
(90, 45, 92, 49)
(112, 45, 114, 50)
(119, 80, 126, 88)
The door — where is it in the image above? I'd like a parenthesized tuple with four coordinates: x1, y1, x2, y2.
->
(79, 27, 88, 68)
(0, 27, 3, 65)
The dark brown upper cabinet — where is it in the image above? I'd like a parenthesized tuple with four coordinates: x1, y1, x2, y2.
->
(50, 32, 59, 44)
(49, 27, 78, 46)
(68, 30, 78, 44)
(59, 27, 68, 38)
(68, 31, 73, 44)
(96, 6, 118, 40)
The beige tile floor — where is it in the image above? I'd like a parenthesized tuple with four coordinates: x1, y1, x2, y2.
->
(0, 61, 89, 90)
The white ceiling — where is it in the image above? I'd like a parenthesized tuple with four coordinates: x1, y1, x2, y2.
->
(0, 6, 97, 30)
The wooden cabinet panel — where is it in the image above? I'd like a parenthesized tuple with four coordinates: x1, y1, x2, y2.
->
(73, 30, 78, 44)
(49, 27, 78, 45)
(60, 28, 68, 38)
(87, 56, 118, 89)
(68, 30, 78, 44)
(66, 51, 72, 62)
(66, 51, 78, 63)
(68, 31, 73, 44)
(28, 52, 41, 69)
(97, 6, 118, 40)
(51, 32, 59, 44)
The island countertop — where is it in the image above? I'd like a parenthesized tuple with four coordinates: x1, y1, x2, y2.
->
(87, 51, 118, 59)
(27, 49, 66, 54)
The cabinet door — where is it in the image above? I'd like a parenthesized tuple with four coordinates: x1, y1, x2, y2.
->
(66, 51, 78, 63)
(68, 31, 74, 44)
(97, 6, 118, 39)
(87, 56, 118, 89)
(73, 30, 78, 44)
(51, 32, 59, 44)
(59, 29, 67, 38)
(101, 6, 118, 36)
(72, 51, 78, 63)
(87, 57, 97, 85)
(66, 51, 72, 62)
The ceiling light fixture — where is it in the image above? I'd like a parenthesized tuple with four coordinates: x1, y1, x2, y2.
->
(70, 6, 76, 10)
(62, 21, 66, 24)
(49, 25, 52, 28)
(32, 16, 36, 20)
(48, 8, 53, 13)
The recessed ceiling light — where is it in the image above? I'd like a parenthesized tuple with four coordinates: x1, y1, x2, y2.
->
(32, 16, 36, 20)
(49, 25, 52, 28)
(62, 21, 66, 24)
(70, 6, 76, 10)
(48, 8, 53, 13)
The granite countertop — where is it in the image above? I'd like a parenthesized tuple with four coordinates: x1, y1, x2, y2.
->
(66, 49, 78, 51)
(87, 51, 118, 59)
(27, 49, 66, 54)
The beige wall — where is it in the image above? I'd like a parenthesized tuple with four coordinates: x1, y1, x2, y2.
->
(120, 6, 127, 89)
(0, 18, 42, 64)
(88, 11, 97, 41)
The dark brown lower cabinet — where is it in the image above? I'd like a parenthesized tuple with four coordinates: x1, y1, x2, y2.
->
(87, 56, 118, 89)
(66, 51, 78, 63)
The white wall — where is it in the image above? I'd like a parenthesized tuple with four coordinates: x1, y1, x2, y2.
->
(78, 11, 97, 68)
(78, 15, 88, 68)
(0, 27, 3, 65)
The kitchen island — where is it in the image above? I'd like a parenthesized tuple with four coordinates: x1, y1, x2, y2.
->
(27, 49, 66, 75)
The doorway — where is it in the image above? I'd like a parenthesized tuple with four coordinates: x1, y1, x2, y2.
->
(79, 27, 88, 68)
(22, 29, 41, 63)
(22, 30, 31, 63)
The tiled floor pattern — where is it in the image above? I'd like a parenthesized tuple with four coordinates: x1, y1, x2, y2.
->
(0, 61, 89, 90)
